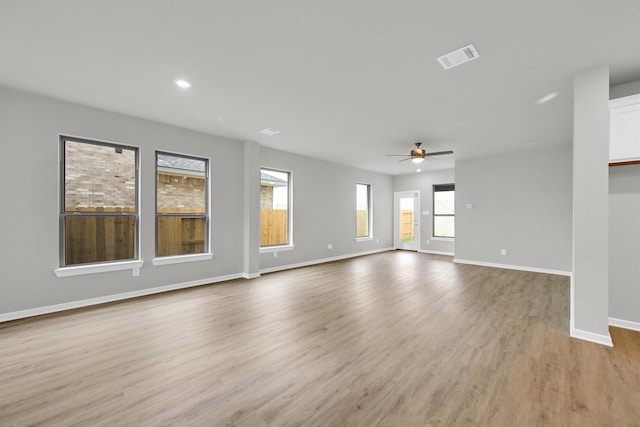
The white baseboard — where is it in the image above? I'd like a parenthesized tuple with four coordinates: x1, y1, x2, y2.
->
(0, 273, 244, 324)
(259, 247, 395, 274)
(570, 328, 613, 347)
(609, 317, 640, 332)
(1, 249, 396, 323)
(453, 258, 572, 277)
(418, 250, 454, 256)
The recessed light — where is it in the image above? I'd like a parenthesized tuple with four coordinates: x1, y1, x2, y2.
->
(536, 92, 558, 105)
(416, 169, 422, 173)
(259, 128, 280, 136)
(175, 79, 191, 88)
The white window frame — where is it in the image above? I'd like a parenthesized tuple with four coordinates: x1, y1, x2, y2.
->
(259, 167, 294, 252)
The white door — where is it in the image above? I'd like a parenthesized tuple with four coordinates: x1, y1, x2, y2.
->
(394, 191, 419, 251)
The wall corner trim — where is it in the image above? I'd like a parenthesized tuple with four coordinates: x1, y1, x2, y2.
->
(452, 258, 572, 277)
(609, 317, 640, 332)
(242, 272, 261, 279)
(0, 272, 245, 324)
(570, 328, 614, 347)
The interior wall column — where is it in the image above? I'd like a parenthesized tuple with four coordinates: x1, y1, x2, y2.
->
(243, 140, 261, 278)
(571, 64, 611, 346)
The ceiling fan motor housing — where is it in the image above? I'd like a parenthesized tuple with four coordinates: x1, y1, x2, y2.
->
(411, 147, 425, 158)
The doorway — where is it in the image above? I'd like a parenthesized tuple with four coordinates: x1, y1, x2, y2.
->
(394, 191, 420, 251)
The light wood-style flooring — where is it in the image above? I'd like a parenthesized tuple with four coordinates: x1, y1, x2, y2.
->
(1, 252, 638, 426)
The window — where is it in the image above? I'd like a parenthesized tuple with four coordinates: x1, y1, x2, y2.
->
(433, 184, 455, 238)
(356, 183, 371, 238)
(260, 168, 291, 247)
(155, 152, 209, 257)
(60, 136, 138, 266)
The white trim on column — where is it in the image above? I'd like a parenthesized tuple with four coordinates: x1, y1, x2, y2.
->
(570, 328, 613, 347)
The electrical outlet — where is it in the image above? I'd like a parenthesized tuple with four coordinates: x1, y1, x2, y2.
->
(273, 251, 278, 258)
(132, 268, 140, 277)
(501, 249, 507, 256)
(327, 244, 333, 250)
(426, 240, 430, 244)
(376, 238, 379, 244)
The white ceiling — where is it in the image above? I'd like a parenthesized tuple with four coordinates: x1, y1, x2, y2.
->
(1, 0, 639, 175)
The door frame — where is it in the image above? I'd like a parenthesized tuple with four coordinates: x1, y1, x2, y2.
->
(394, 190, 420, 251)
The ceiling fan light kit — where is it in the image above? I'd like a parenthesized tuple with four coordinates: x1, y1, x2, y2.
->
(386, 142, 453, 164)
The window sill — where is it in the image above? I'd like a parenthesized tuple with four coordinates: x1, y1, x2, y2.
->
(260, 244, 294, 254)
(432, 236, 454, 242)
(152, 253, 214, 266)
(355, 236, 373, 242)
(54, 260, 144, 278)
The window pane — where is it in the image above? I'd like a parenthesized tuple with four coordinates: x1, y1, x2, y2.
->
(434, 216, 455, 238)
(261, 169, 289, 246)
(62, 137, 138, 267)
(356, 184, 370, 237)
(156, 153, 208, 257)
(64, 215, 135, 264)
(64, 141, 136, 212)
(156, 154, 206, 213)
(399, 196, 415, 242)
(157, 216, 206, 257)
(434, 190, 455, 215)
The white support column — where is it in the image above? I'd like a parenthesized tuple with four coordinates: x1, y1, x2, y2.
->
(571, 65, 612, 346)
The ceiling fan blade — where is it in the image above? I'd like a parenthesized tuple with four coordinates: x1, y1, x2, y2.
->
(398, 157, 411, 162)
(426, 150, 454, 157)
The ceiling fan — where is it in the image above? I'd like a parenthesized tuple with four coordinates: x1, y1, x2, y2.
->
(386, 142, 453, 163)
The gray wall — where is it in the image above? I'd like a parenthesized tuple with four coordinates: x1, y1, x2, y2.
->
(609, 76, 640, 323)
(0, 86, 393, 317)
(608, 77, 640, 326)
(0, 86, 245, 314)
(454, 145, 573, 273)
(609, 165, 640, 324)
(393, 169, 455, 255)
(610, 80, 640, 100)
(258, 147, 393, 271)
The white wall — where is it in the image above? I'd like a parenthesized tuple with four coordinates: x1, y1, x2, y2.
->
(454, 145, 572, 273)
(393, 169, 455, 255)
(259, 147, 393, 271)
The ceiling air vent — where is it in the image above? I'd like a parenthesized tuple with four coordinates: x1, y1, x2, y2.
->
(437, 44, 479, 70)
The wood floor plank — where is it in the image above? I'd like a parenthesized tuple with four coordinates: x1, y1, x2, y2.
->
(0, 252, 638, 426)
